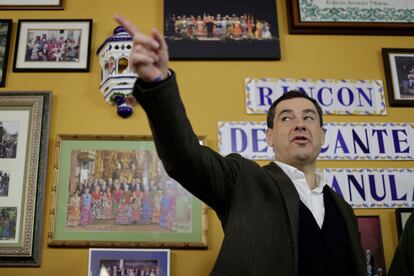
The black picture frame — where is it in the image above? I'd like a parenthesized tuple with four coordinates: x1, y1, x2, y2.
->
(396, 208, 414, 238)
(164, 0, 281, 60)
(287, 0, 414, 35)
(382, 48, 414, 107)
(13, 19, 92, 72)
(0, 19, 12, 87)
(0, 0, 63, 10)
(0, 92, 52, 266)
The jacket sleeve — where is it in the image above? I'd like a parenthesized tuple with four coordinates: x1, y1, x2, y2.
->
(388, 211, 414, 276)
(132, 71, 242, 212)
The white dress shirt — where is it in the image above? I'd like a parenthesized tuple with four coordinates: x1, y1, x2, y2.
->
(275, 161, 327, 229)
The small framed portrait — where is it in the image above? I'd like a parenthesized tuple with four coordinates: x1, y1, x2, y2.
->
(356, 216, 386, 276)
(382, 48, 414, 107)
(88, 248, 170, 276)
(396, 208, 414, 238)
(0, 0, 63, 10)
(13, 19, 92, 72)
(0, 19, 12, 87)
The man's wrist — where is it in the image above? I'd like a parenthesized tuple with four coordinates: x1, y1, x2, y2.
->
(143, 70, 171, 83)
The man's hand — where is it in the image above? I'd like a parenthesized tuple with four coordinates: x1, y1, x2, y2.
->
(114, 15, 169, 82)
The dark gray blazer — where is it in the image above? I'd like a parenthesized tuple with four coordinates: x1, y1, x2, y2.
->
(133, 73, 366, 276)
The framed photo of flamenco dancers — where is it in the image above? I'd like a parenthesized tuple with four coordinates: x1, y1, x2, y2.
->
(48, 135, 208, 248)
(0, 92, 52, 266)
(88, 248, 170, 276)
(164, 0, 281, 60)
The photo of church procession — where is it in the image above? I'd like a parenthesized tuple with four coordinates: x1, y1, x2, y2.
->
(0, 121, 18, 159)
(65, 149, 194, 233)
(165, 13, 274, 41)
(24, 28, 81, 62)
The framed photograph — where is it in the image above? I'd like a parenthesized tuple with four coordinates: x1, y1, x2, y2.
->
(0, 92, 52, 266)
(13, 19, 92, 72)
(88, 248, 170, 276)
(356, 216, 386, 276)
(0, 20, 12, 87)
(287, 0, 414, 35)
(382, 48, 414, 107)
(396, 208, 413, 238)
(48, 135, 208, 248)
(164, 0, 281, 60)
(0, 0, 63, 10)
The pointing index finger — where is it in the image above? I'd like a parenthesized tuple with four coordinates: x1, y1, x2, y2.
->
(114, 14, 139, 37)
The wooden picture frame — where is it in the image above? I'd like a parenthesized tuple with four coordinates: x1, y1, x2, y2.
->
(287, 0, 414, 35)
(396, 208, 414, 238)
(48, 135, 208, 248)
(0, 92, 52, 266)
(13, 19, 92, 72)
(356, 216, 386, 275)
(0, 0, 63, 10)
(88, 248, 170, 276)
(382, 48, 414, 107)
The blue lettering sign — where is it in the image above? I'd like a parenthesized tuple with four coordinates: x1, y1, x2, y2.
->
(230, 128, 247, 153)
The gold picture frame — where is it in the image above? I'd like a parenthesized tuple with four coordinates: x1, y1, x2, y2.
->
(48, 135, 208, 248)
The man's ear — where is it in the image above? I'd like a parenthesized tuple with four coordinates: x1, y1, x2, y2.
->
(321, 126, 326, 145)
(266, 128, 273, 147)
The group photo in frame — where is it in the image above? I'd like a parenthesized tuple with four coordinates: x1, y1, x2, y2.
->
(287, 0, 414, 35)
(0, 0, 63, 10)
(164, 0, 281, 60)
(395, 208, 414, 238)
(0, 92, 51, 266)
(0, 19, 12, 87)
(88, 248, 170, 276)
(356, 216, 386, 276)
(48, 135, 208, 248)
(13, 19, 92, 72)
(382, 48, 414, 107)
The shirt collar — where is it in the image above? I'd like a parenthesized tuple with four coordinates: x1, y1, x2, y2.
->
(274, 161, 326, 193)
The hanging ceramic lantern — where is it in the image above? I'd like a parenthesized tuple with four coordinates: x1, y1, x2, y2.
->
(97, 26, 137, 118)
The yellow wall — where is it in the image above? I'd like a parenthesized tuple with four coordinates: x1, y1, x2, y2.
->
(1, 0, 414, 275)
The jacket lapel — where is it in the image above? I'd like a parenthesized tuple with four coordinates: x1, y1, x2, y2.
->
(326, 187, 365, 276)
(263, 162, 300, 269)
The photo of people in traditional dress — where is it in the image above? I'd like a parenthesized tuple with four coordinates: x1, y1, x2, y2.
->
(0, 121, 18, 159)
(357, 216, 386, 276)
(164, 0, 280, 59)
(24, 28, 81, 62)
(166, 13, 274, 41)
(0, 170, 10, 196)
(99, 259, 159, 276)
(0, 207, 17, 240)
(394, 55, 414, 97)
(65, 149, 193, 233)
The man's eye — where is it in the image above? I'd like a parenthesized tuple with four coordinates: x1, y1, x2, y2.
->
(304, 116, 314, 121)
(281, 117, 291, 121)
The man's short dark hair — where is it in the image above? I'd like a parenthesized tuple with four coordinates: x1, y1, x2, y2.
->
(266, 90, 323, 128)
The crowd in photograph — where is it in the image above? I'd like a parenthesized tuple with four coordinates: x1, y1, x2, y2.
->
(0, 171, 10, 196)
(66, 175, 193, 232)
(166, 13, 274, 40)
(25, 31, 80, 62)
